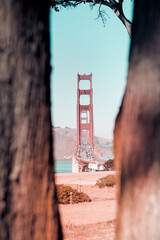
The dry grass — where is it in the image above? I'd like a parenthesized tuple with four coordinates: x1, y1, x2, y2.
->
(96, 174, 116, 188)
(63, 220, 116, 240)
(56, 184, 91, 204)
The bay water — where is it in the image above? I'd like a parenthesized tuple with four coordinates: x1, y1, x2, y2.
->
(54, 157, 111, 173)
(54, 159, 72, 173)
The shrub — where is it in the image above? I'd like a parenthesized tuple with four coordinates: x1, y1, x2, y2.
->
(56, 184, 91, 204)
(103, 159, 114, 171)
(96, 174, 115, 188)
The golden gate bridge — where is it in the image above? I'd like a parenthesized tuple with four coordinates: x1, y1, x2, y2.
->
(72, 73, 105, 173)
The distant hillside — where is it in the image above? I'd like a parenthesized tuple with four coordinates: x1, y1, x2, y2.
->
(53, 127, 113, 160)
(52, 128, 76, 159)
(95, 136, 113, 159)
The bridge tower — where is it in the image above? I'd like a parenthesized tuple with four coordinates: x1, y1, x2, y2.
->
(77, 73, 95, 148)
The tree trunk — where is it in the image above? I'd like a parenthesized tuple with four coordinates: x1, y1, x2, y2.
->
(0, 1, 62, 239)
(115, 1, 160, 239)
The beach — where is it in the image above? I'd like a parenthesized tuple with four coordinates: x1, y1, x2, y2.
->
(55, 171, 116, 239)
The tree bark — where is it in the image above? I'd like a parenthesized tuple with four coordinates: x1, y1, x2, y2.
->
(115, 1, 160, 239)
(0, 1, 62, 239)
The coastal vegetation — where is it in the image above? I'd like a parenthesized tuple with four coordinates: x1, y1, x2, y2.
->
(103, 159, 114, 171)
(96, 174, 115, 188)
(56, 184, 91, 204)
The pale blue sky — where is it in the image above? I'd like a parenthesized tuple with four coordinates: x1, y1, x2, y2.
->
(50, 1, 133, 139)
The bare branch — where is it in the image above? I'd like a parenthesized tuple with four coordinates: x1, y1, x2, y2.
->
(50, 0, 114, 10)
(50, 0, 132, 37)
(96, 3, 109, 26)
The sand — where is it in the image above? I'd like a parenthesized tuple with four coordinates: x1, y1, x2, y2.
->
(55, 171, 116, 240)
(55, 171, 115, 185)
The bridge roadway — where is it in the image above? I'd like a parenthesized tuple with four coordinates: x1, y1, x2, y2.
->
(74, 156, 104, 166)
(73, 142, 105, 172)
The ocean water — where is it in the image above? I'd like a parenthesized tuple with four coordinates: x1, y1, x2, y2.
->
(102, 156, 114, 161)
(54, 157, 112, 173)
(54, 159, 72, 173)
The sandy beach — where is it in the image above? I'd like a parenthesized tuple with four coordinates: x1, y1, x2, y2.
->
(55, 171, 116, 240)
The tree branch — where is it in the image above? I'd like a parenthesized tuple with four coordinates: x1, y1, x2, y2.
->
(96, 3, 108, 26)
(50, 0, 132, 37)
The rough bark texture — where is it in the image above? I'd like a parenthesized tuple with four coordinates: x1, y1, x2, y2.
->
(0, 1, 62, 239)
(115, 0, 160, 239)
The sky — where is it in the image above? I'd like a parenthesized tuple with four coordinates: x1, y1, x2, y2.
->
(50, 1, 133, 139)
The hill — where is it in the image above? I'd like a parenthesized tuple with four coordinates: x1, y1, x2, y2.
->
(53, 127, 113, 160)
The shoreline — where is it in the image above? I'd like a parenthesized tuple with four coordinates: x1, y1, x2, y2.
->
(55, 171, 115, 185)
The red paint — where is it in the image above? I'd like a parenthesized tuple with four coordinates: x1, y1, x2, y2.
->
(77, 73, 95, 148)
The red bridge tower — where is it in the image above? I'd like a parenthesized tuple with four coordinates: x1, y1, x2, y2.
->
(77, 73, 95, 148)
